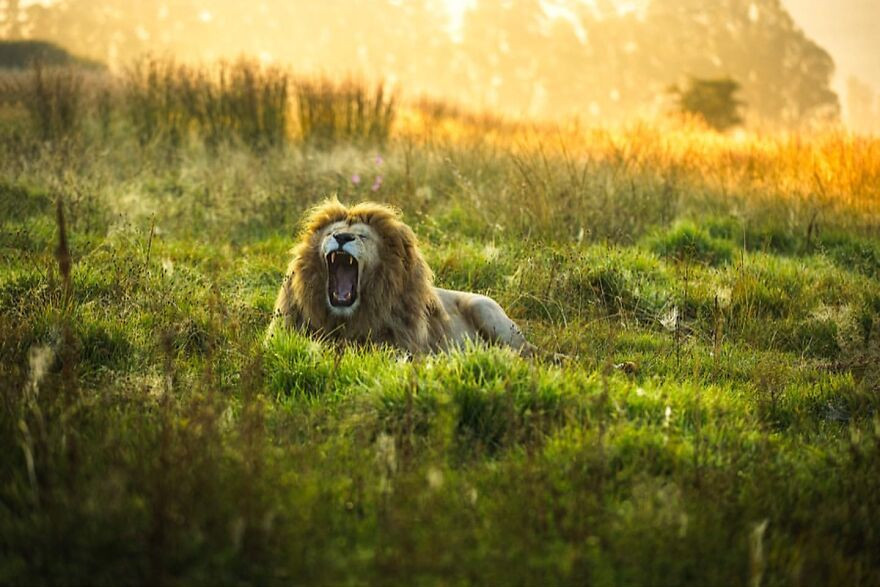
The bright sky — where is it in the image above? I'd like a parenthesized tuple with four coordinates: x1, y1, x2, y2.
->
(782, 0, 880, 96)
(442, 1, 880, 97)
(17, 0, 880, 113)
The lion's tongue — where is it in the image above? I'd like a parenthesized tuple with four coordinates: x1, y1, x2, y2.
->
(331, 263, 357, 302)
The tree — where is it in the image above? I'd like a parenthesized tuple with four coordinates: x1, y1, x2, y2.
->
(16, 0, 841, 127)
(645, 0, 839, 126)
(672, 77, 744, 131)
(0, 40, 102, 69)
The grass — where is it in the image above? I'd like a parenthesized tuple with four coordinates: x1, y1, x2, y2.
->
(123, 57, 291, 150)
(296, 77, 396, 147)
(0, 61, 879, 585)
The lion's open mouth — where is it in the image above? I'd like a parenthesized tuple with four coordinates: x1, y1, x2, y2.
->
(327, 251, 359, 307)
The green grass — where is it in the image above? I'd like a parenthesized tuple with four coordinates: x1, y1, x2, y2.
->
(1, 64, 879, 585)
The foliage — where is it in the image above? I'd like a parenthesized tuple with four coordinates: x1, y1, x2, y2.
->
(0, 40, 103, 69)
(0, 66, 879, 585)
(672, 77, 744, 131)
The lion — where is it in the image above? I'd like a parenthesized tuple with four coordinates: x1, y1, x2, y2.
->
(268, 198, 536, 357)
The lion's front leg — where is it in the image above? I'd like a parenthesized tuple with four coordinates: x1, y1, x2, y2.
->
(463, 295, 537, 357)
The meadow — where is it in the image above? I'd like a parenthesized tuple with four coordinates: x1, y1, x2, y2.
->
(1, 61, 879, 585)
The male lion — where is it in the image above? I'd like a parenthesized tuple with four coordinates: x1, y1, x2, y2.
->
(269, 198, 535, 356)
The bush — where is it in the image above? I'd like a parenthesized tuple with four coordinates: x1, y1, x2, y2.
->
(0, 40, 102, 69)
(672, 77, 744, 131)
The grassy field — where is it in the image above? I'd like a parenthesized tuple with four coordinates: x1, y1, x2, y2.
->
(1, 63, 880, 585)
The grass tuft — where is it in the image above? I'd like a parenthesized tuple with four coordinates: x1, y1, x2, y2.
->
(648, 221, 734, 266)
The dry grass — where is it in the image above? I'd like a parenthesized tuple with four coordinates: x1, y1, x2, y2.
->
(399, 105, 880, 221)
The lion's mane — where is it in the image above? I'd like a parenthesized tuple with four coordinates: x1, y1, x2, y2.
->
(273, 199, 447, 352)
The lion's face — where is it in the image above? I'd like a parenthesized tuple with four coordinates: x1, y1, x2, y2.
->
(280, 199, 439, 349)
(319, 220, 381, 317)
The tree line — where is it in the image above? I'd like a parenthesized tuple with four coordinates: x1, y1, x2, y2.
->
(1, 0, 839, 127)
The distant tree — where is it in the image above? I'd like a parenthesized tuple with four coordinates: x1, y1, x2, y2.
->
(645, 0, 839, 127)
(15, 0, 842, 127)
(0, 40, 103, 69)
(672, 77, 744, 131)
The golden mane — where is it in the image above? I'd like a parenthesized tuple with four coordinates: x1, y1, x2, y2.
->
(273, 198, 447, 352)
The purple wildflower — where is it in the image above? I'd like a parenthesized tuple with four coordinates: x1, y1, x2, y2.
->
(371, 175, 383, 192)
(351, 173, 361, 185)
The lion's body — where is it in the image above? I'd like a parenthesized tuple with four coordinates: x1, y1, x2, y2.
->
(270, 199, 534, 356)
(432, 287, 533, 354)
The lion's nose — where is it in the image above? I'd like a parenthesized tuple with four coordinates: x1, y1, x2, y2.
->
(334, 233, 356, 245)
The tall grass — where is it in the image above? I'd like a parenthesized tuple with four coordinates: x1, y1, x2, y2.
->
(123, 57, 190, 147)
(124, 57, 290, 150)
(120, 60, 395, 150)
(295, 77, 396, 147)
(1, 60, 85, 141)
(395, 109, 880, 241)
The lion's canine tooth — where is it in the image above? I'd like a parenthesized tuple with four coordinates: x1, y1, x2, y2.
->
(348, 256, 353, 266)
(331, 252, 336, 263)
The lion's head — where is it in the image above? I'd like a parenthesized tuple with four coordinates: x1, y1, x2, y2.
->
(278, 198, 444, 351)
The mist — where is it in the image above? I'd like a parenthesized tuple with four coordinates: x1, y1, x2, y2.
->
(2, 0, 877, 129)
(784, 0, 880, 131)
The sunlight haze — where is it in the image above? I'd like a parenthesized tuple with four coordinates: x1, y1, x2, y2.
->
(783, 0, 880, 120)
(4, 0, 880, 129)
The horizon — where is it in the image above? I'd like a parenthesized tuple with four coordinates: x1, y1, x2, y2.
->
(4, 0, 879, 129)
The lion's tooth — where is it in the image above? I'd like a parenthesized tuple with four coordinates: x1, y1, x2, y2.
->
(331, 252, 336, 263)
(348, 256, 353, 266)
